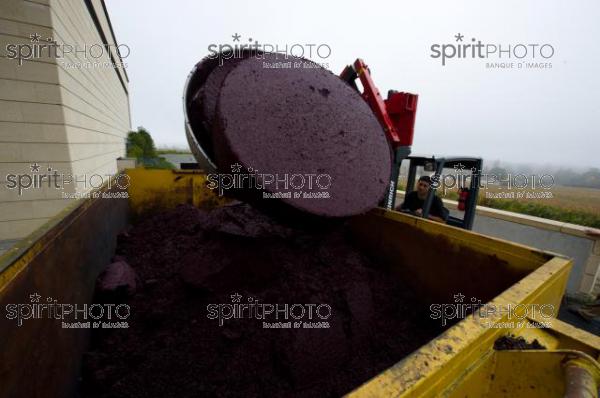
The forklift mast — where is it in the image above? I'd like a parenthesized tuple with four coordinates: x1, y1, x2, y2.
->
(404, 156, 483, 230)
(340, 59, 482, 230)
(340, 59, 417, 209)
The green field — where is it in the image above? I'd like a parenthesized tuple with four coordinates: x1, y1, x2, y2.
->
(156, 147, 192, 155)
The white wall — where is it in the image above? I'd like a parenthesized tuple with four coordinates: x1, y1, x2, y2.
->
(0, 0, 130, 242)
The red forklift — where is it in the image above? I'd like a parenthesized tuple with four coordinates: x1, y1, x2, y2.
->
(340, 59, 482, 230)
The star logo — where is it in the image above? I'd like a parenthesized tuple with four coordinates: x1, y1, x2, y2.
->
(232, 33, 241, 42)
(231, 163, 242, 173)
(455, 33, 464, 42)
(231, 293, 242, 303)
(454, 293, 465, 303)
(30, 293, 41, 303)
(454, 163, 465, 171)
(30, 33, 41, 42)
(30, 163, 40, 172)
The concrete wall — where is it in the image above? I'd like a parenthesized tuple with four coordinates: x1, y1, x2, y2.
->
(396, 191, 600, 296)
(0, 0, 130, 242)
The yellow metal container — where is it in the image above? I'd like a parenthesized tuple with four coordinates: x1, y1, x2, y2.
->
(0, 168, 598, 398)
(347, 209, 600, 397)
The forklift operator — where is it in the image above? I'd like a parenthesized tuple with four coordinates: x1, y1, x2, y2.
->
(397, 176, 448, 223)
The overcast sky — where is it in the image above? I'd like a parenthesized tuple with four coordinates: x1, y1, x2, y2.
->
(105, 0, 600, 169)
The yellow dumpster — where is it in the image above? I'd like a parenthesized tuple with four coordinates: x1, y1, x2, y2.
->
(0, 169, 598, 398)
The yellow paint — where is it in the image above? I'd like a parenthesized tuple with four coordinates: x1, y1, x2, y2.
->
(0, 196, 90, 296)
(126, 168, 228, 217)
(1, 168, 597, 397)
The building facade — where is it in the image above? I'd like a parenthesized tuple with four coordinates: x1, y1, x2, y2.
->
(0, 0, 130, 250)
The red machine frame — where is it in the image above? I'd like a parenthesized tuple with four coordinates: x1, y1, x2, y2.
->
(340, 58, 418, 208)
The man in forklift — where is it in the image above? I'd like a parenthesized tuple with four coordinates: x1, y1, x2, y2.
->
(397, 175, 448, 223)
